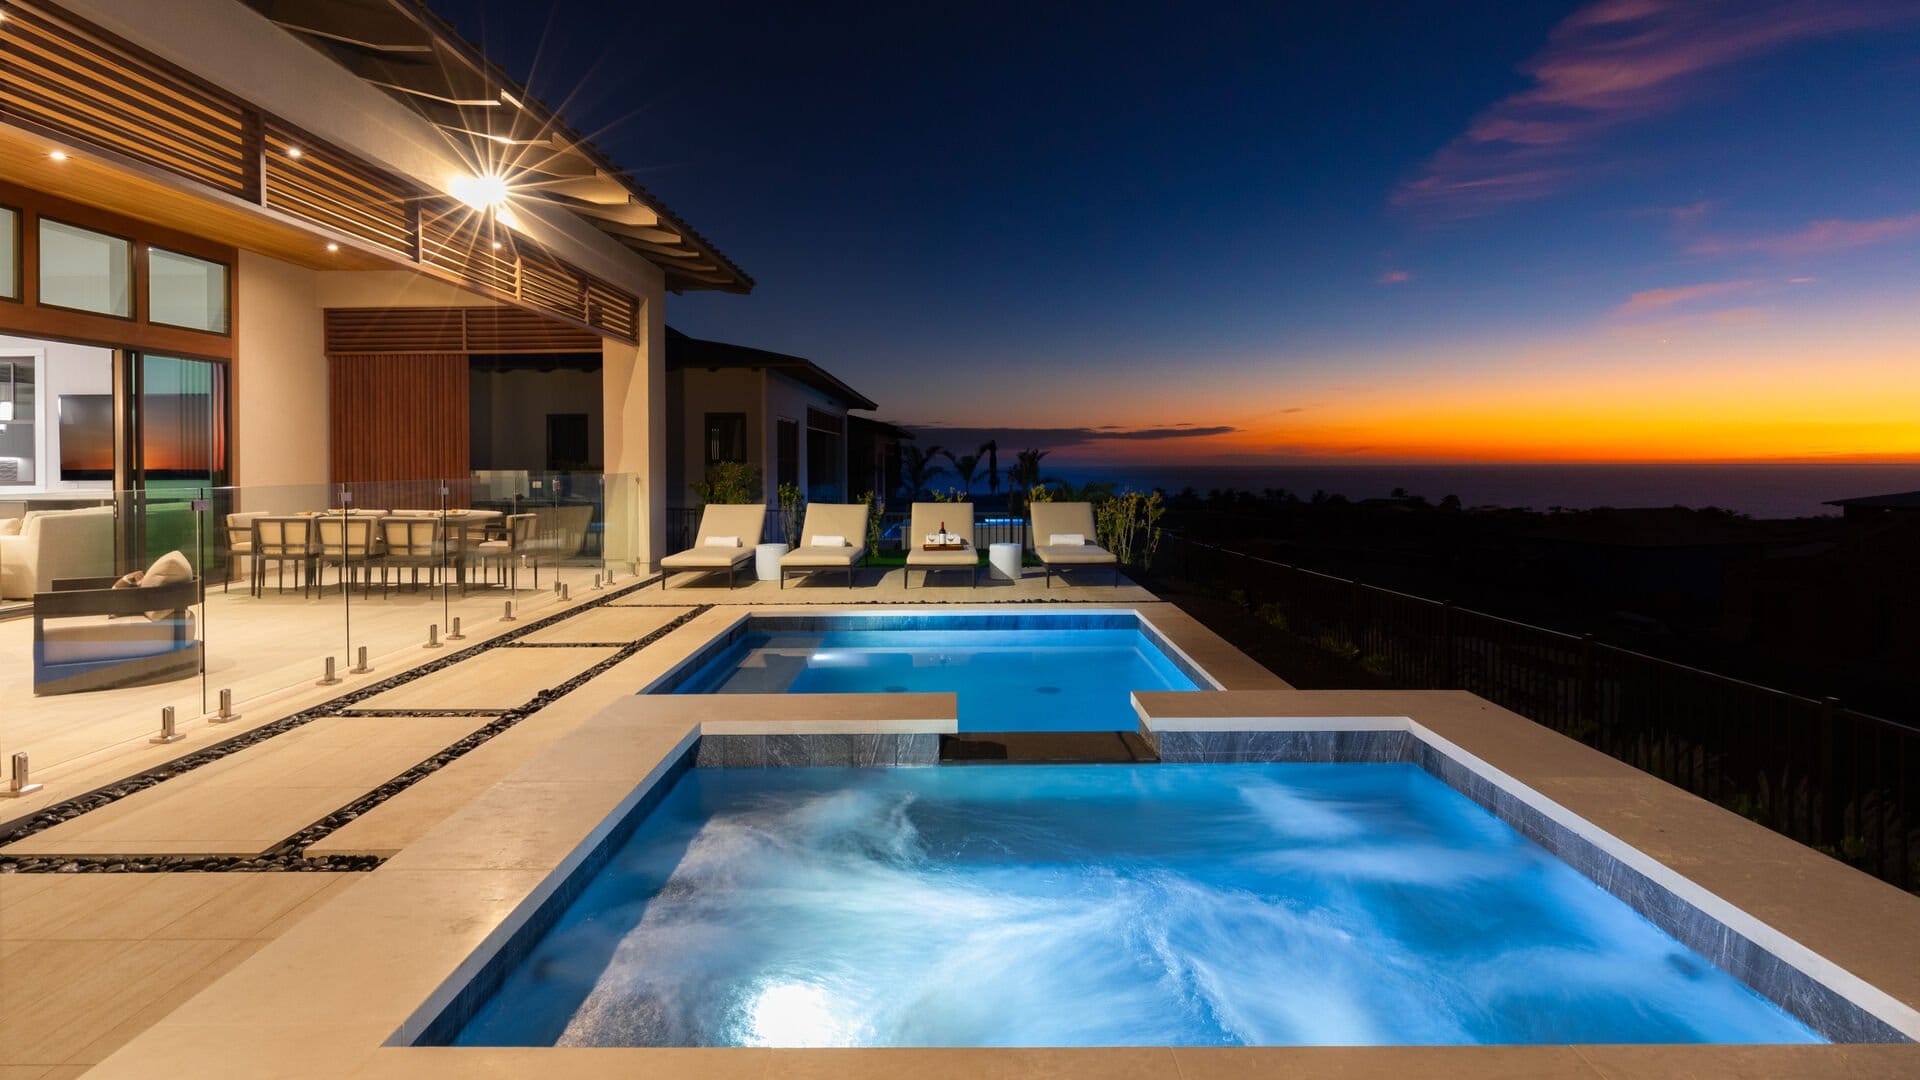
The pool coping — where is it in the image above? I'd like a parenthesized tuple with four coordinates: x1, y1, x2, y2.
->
(79, 609, 1920, 1080)
(634, 605, 1232, 698)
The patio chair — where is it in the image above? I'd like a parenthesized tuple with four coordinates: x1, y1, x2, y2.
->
(379, 516, 445, 595)
(220, 511, 266, 592)
(316, 514, 382, 597)
(778, 503, 869, 588)
(659, 503, 764, 589)
(1029, 502, 1119, 587)
(252, 516, 317, 597)
(906, 503, 976, 588)
(469, 512, 538, 590)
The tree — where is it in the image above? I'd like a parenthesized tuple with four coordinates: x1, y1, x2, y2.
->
(982, 440, 1000, 496)
(899, 444, 947, 500)
(942, 448, 982, 496)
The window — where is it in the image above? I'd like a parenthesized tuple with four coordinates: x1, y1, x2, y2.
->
(0, 207, 17, 301)
(148, 247, 229, 332)
(806, 408, 843, 502)
(704, 412, 747, 467)
(38, 218, 132, 317)
(776, 417, 798, 487)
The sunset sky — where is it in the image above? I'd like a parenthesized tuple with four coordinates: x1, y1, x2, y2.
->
(438, 0, 1920, 465)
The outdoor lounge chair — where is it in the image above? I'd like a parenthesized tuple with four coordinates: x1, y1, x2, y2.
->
(1029, 501, 1119, 587)
(778, 503, 869, 588)
(660, 503, 765, 588)
(905, 503, 976, 588)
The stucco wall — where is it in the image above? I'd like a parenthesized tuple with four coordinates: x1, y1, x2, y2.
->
(233, 251, 327, 493)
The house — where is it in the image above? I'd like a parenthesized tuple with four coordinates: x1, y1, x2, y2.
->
(848, 416, 915, 512)
(1823, 490, 1920, 522)
(664, 327, 882, 506)
(0, 0, 752, 579)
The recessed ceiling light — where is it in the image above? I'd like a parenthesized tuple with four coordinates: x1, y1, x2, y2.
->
(491, 240, 503, 250)
(325, 242, 339, 252)
(48, 150, 67, 161)
(286, 147, 303, 159)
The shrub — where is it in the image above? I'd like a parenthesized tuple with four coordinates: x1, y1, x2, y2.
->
(777, 482, 805, 547)
(696, 461, 760, 506)
(1095, 489, 1165, 571)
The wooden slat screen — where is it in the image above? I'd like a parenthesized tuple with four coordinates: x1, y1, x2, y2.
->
(419, 199, 519, 297)
(324, 308, 467, 354)
(325, 308, 601, 355)
(584, 277, 639, 340)
(0, 1, 252, 196)
(327, 353, 468, 485)
(264, 123, 414, 258)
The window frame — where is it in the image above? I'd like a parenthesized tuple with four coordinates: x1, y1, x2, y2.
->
(35, 215, 137, 322)
(0, 204, 20, 304)
(703, 411, 749, 468)
(145, 244, 231, 335)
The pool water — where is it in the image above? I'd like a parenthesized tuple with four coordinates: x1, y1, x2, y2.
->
(671, 628, 1200, 731)
(449, 763, 1820, 1047)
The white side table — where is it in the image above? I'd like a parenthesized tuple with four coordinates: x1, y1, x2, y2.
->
(988, 541, 1023, 582)
(754, 542, 789, 582)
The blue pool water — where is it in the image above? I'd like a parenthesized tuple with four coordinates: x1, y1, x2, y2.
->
(670, 628, 1200, 731)
(450, 764, 1820, 1047)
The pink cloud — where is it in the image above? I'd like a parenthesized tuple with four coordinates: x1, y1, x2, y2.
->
(1395, 1, 1918, 213)
(1687, 213, 1920, 256)
(1612, 279, 1763, 316)
(1377, 270, 1412, 285)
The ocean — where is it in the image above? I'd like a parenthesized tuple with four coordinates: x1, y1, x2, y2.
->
(1041, 463, 1920, 520)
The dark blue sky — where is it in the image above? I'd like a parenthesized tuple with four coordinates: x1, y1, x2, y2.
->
(430, 1, 1920, 464)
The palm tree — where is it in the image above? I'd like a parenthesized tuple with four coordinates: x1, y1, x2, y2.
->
(899, 444, 947, 500)
(982, 440, 1000, 497)
(1009, 447, 1050, 491)
(942, 449, 982, 497)
(1048, 478, 1115, 503)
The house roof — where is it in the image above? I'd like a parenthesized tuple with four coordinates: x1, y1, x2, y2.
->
(666, 327, 878, 411)
(247, 0, 753, 295)
(1824, 490, 1920, 510)
(848, 415, 917, 441)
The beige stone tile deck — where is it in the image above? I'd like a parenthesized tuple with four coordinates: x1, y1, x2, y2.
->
(513, 603, 690, 644)
(4, 715, 491, 856)
(354, 644, 617, 711)
(307, 608, 740, 858)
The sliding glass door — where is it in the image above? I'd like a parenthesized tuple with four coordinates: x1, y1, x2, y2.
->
(127, 353, 228, 571)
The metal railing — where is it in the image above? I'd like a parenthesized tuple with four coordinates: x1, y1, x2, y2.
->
(1156, 532, 1919, 891)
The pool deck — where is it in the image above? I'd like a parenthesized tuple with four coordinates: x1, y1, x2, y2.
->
(5, 572, 1920, 1077)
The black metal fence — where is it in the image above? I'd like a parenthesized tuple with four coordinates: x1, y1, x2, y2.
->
(1157, 532, 1919, 891)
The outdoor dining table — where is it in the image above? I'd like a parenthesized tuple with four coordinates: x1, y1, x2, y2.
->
(247, 510, 508, 596)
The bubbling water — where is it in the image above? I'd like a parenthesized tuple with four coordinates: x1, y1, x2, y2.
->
(453, 764, 1823, 1048)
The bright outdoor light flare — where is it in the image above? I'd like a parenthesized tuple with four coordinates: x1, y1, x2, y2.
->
(451, 171, 512, 212)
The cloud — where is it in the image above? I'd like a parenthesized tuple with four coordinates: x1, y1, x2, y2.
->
(1687, 212, 1920, 256)
(1612, 278, 1763, 316)
(902, 424, 1240, 451)
(1395, 1, 1918, 214)
(1377, 270, 1412, 284)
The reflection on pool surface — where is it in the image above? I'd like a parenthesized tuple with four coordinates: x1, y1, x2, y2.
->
(449, 764, 1821, 1048)
(670, 627, 1201, 731)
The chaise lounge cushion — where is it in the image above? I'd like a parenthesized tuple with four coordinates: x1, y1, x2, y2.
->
(780, 504, 870, 574)
(1036, 543, 1116, 565)
(905, 503, 976, 572)
(661, 504, 765, 573)
(1029, 503, 1118, 568)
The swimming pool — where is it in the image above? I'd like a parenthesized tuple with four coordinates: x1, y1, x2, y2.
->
(444, 762, 1822, 1048)
(661, 614, 1206, 731)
